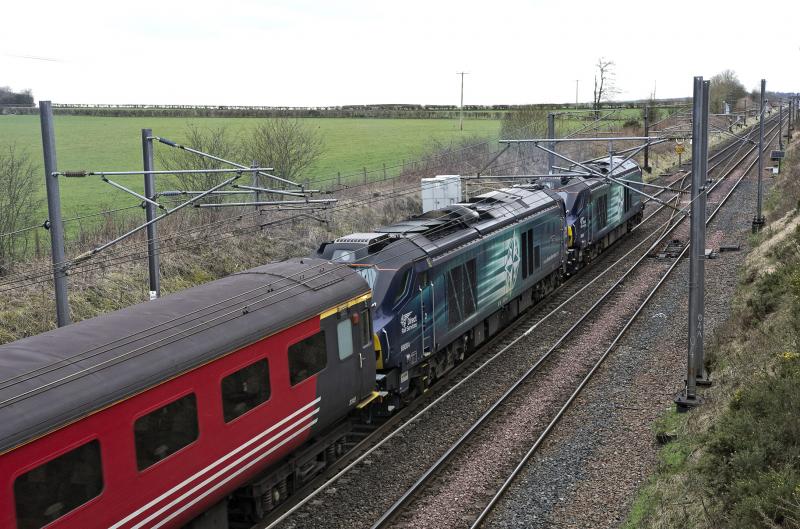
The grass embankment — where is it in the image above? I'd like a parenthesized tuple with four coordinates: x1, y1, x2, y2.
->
(0, 115, 500, 216)
(625, 144, 800, 528)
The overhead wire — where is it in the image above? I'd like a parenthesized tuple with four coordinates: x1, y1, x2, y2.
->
(1, 112, 781, 404)
(0, 179, 560, 400)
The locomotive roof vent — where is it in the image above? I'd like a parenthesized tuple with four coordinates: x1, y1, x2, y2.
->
(333, 232, 391, 246)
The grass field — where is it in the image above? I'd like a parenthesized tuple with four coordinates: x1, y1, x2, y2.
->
(0, 115, 501, 219)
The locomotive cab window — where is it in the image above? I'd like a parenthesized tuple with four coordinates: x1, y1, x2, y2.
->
(289, 331, 327, 385)
(14, 439, 103, 529)
(134, 393, 199, 471)
(222, 359, 271, 422)
(360, 308, 372, 348)
(392, 268, 412, 306)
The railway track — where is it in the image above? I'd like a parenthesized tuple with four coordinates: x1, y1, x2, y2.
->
(253, 115, 778, 529)
(367, 119, 781, 529)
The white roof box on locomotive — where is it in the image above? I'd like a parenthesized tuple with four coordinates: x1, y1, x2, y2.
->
(421, 175, 462, 213)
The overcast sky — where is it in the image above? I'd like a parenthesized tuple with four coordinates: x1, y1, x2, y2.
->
(2, 0, 798, 106)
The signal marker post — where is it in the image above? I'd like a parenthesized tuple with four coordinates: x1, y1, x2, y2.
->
(675, 76, 707, 412)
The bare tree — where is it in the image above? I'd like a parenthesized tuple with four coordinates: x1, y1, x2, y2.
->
(241, 118, 324, 185)
(709, 70, 747, 114)
(593, 58, 619, 117)
(0, 146, 42, 274)
(156, 124, 242, 195)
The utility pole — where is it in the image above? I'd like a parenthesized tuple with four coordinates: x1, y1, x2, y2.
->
(675, 76, 707, 412)
(575, 80, 579, 108)
(753, 79, 766, 232)
(141, 129, 160, 300)
(40, 101, 71, 326)
(457, 72, 469, 131)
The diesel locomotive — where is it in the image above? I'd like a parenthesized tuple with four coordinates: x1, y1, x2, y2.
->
(0, 158, 642, 529)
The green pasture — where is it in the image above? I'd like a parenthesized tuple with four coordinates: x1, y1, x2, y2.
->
(0, 115, 501, 220)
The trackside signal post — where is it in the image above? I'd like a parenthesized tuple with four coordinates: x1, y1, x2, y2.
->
(675, 76, 708, 412)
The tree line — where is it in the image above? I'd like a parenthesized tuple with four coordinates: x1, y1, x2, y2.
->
(0, 87, 34, 106)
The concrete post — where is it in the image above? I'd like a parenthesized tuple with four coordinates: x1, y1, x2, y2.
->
(40, 101, 71, 326)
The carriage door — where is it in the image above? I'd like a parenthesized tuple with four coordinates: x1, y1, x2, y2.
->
(335, 305, 375, 401)
(419, 271, 435, 356)
(355, 305, 376, 397)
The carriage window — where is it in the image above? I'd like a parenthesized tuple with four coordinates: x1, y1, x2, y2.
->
(337, 319, 354, 360)
(289, 332, 327, 385)
(134, 394, 198, 470)
(222, 360, 271, 422)
(14, 440, 103, 529)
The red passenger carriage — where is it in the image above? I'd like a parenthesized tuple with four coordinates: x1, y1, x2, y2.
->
(0, 258, 375, 529)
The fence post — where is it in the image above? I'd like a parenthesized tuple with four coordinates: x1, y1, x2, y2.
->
(40, 101, 71, 326)
(383, 162, 387, 180)
(363, 166, 367, 185)
(142, 128, 160, 299)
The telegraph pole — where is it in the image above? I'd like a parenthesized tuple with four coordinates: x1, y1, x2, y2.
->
(457, 72, 469, 131)
(575, 80, 579, 108)
(40, 101, 71, 326)
(753, 79, 766, 232)
(675, 76, 707, 412)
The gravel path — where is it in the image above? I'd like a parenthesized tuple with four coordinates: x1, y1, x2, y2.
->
(480, 152, 769, 529)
